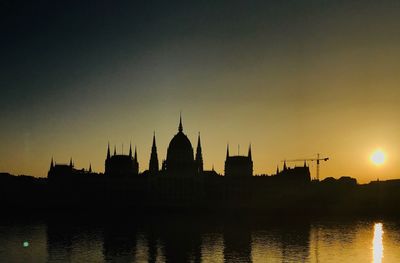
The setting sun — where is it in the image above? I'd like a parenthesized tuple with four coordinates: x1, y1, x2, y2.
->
(371, 150, 386, 166)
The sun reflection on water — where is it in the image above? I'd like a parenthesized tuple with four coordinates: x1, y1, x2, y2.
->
(373, 223, 384, 263)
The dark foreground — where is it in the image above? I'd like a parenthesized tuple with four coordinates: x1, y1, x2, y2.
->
(1, 173, 400, 216)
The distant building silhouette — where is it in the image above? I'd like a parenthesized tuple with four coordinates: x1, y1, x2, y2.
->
(275, 161, 311, 182)
(105, 143, 139, 177)
(48, 158, 94, 179)
(224, 144, 253, 177)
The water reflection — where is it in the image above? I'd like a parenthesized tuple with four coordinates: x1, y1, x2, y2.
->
(373, 223, 384, 263)
(1, 217, 400, 262)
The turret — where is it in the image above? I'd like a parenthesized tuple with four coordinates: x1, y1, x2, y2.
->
(50, 157, 54, 170)
(134, 146, 137, 161)
(107, 143, 111, 160)
(149, 132, 159, 173)
(195, 132, 203, 173)
(248, 144, 252, 160)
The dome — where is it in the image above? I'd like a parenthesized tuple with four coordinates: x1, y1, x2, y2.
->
(167, 131, 194, 162)
(165, 116, 196, 175)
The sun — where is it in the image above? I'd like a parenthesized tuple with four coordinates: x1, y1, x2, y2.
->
(371, 149, 386, 166)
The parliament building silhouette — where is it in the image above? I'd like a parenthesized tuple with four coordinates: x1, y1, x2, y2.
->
(48, 116, 310, 181)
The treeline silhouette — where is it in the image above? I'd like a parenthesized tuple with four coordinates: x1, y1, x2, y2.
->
(1, 172, 400, 216)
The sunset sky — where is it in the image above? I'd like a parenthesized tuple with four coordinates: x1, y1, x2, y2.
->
(1, 0, 400, 182)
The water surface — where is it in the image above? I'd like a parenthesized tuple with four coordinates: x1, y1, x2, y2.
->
(0, 216, 399, 262)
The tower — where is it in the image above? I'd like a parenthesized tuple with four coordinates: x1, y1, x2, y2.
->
(50, 157, 54, 170)
(224, 143, 253, 177)
(195, 132, 203, 173)
(248, 144, 252, 161)
(149, 132, 159, 173)
(133, 146, 139, 174)
(105, 143, 111, 174)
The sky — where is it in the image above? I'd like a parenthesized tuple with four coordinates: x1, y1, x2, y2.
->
(1, 0, 400, 183)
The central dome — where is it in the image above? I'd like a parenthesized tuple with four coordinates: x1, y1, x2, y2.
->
(165, 116, 195, 175)
(167, 131, 194, 162)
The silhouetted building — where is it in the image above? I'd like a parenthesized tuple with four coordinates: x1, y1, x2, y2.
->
(48, 158, 94, 180)
(149, 132, 159, 174)
(165, 116, 196, 176)
(105, 143, 139, 177)
(224, 145, 253, 177)
(275, 161, 311, 182)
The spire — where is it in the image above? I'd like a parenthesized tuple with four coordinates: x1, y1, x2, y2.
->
(152, 131, 156, 148)
(134, 146, 137, 161)
(226, 143, 230, 158)
(149, 132, 159, 173)
(283, 161, 287, 170)
(195, 132, 203, 173)
(304, 160, 307, 167)
(129, 142, 132, 158)
(197, 132, 201, 149)
(178, 113, 183, 133)
(248, 143, 252, 160)
(69, 158, 73, 168)
(276, 165, 279, 175)
(89, 163, 92, 173)
(114, 145, 116, 156)
(107, 142, 111, 159)
(50, 157, 54, 170)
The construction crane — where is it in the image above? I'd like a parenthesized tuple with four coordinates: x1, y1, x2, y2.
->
(281, 153, 329, 181)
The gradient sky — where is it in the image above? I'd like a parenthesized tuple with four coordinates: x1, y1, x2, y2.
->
(1, 0, 400, 182)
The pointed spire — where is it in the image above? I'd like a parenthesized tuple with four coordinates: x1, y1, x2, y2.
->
(107, 142, 111, 159)
(114, 145, 116, 156)
(69, 158, 73, 168)
(134, 146, 137, 160)
(212, 164, 215, 172)
(149, 132, 159, 173)
(276, 165, 279, 174)
(283, 161, 287, 170)
(197, 132, 201, 148)
(152, 131, 156, 147)
(248, 143, 252, 160)
(50, 157, 54, 170)
(195, 132, 203, 173)
(129, 142, 132, 158)
(178, 113, 183, 133)
(89, 163, 92, 173)
(226, 143, 230, 158)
